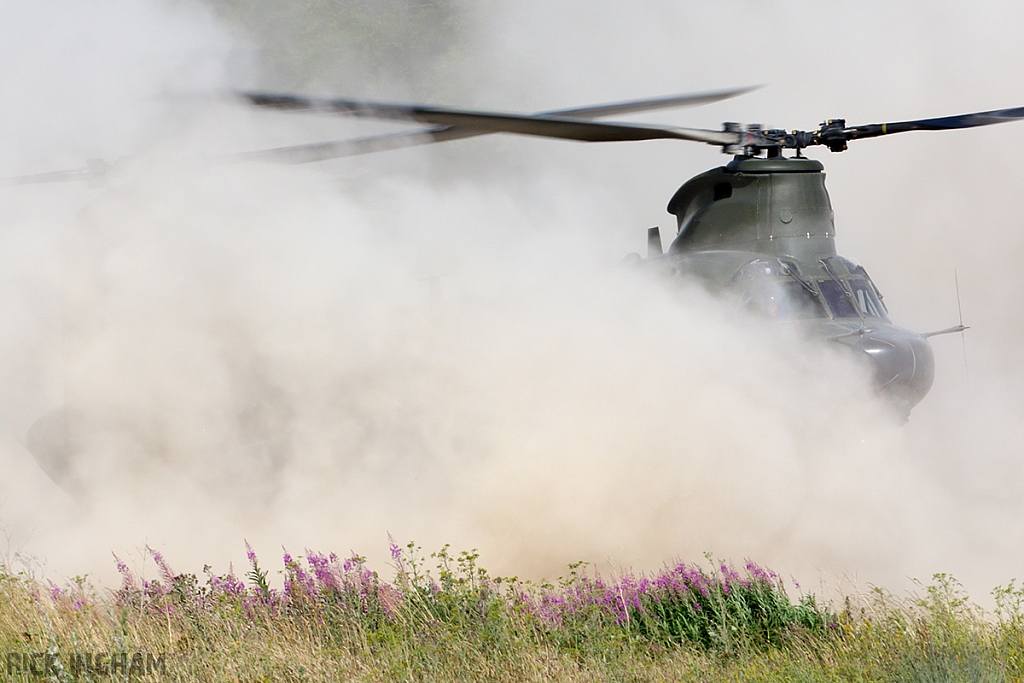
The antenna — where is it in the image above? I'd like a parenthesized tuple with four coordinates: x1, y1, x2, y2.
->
(955, 269, 970, 386)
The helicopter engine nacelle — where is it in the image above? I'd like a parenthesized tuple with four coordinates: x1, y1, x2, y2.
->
(667, 156, 837, 265)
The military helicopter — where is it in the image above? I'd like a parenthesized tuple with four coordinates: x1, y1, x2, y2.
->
(7, 87, 1024, 496)
(228, 89, 1024, 418)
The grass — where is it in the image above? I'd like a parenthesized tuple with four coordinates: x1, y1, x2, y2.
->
(1, 542, 1023, 681)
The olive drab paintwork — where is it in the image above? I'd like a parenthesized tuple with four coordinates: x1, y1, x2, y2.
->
(668, 157, 835, 264)
(646, 155, 936, 419)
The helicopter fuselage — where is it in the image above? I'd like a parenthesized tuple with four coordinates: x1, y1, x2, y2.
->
(641, 155, 935, 416)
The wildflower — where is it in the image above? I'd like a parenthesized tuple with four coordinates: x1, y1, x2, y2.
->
(113, 553, 138, 591)
(390, 540, 402, 562)
(147, 546, 176, 585)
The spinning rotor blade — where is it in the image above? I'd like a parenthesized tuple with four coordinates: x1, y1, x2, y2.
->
(802, 105, 1024, 152)
(548, 87, 761, 118)
(6, 89, 758, 183)
(232, 127, 457, 164)
(844, 106, 1024, 140)
(240, 93, 737, 142)
(0, 159, 109, 188)
(244, 86, 757, 121)
(238, 87, 756, 163)
(242, 105, 733, 143)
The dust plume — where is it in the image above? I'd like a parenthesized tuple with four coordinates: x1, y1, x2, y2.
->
(1, 0, 1023, 604)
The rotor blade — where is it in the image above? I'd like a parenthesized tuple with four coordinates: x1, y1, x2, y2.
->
(241, 93, 737, 147)
(243, 86, 756, 121)
(237, 86, 758, 164)
(229, 127, 457, 164)
(844, 105, 1024, 141)
(546, 86, 760, 119)
(0, 167, 90, 187)
(0, 159, 109, 188)
(237, 88, 753, 161)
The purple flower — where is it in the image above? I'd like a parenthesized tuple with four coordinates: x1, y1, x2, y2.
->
(113, 553, 138, 592)
(147, 545, 176, 585)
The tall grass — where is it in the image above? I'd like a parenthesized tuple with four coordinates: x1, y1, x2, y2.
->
(1, 543, 1022, 681)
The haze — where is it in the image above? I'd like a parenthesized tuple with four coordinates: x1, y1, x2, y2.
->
(1, 0, 1023, 601)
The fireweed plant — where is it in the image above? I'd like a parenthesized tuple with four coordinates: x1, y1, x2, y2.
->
(1, 543, 1022, 682)
(120, 543, 829, 650)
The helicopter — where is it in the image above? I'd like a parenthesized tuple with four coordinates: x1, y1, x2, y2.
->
(7, 86, 1024, 497)
(229, 88, 1024, 418)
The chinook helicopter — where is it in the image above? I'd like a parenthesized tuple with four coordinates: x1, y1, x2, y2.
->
(7, 86, 1024, 496)
(230, 89, 1024, 417)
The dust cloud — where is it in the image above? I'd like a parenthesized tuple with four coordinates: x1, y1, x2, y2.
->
(1, 0, 1023, 602)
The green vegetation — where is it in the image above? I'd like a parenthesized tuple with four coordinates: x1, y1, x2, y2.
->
(1, 543, 1023, 681)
